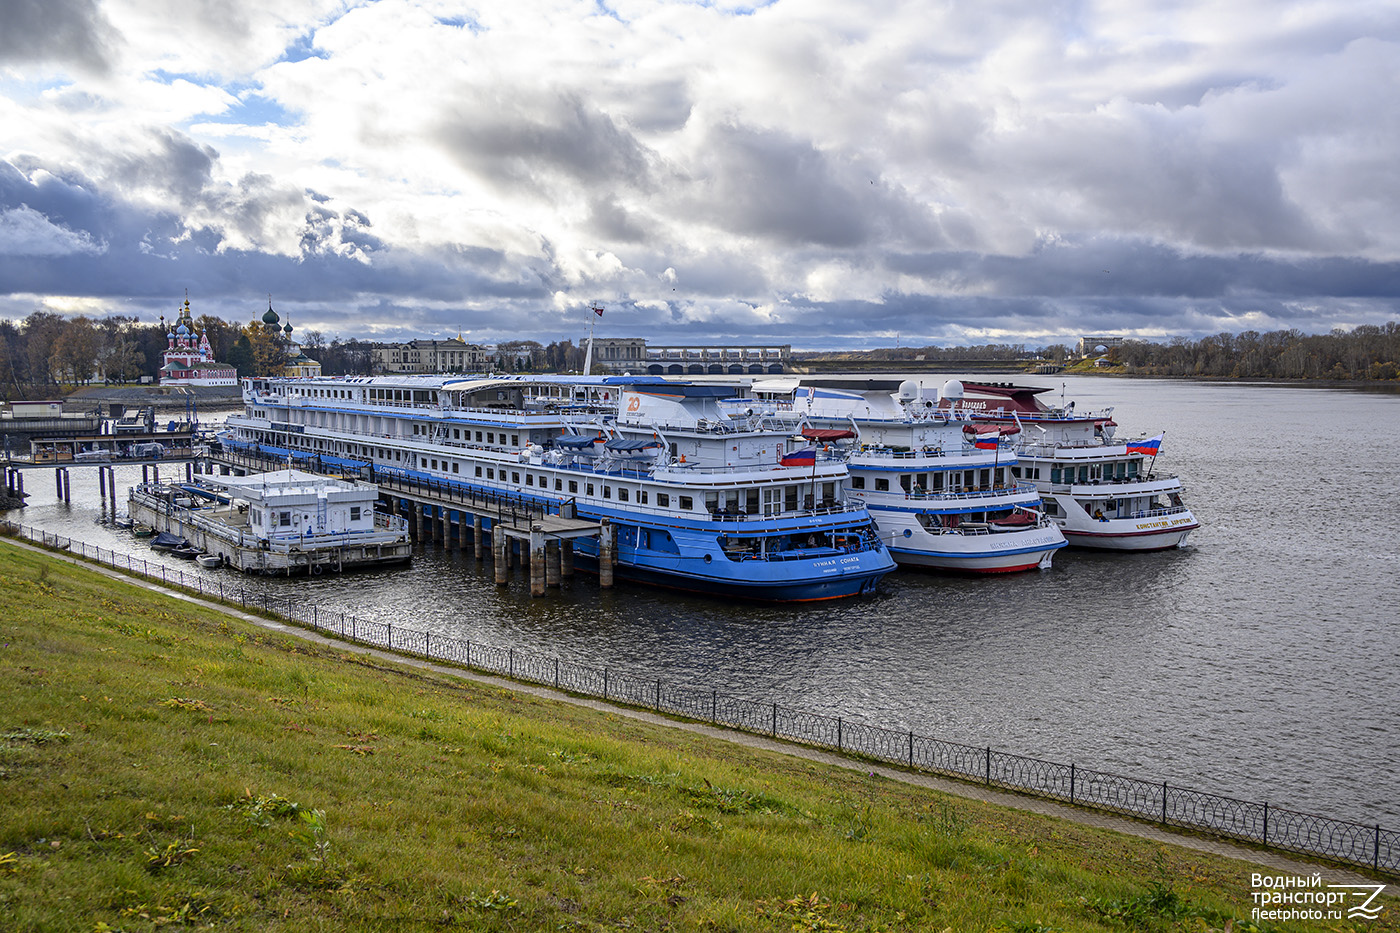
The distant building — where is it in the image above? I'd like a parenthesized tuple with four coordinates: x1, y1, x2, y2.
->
(1076, 335, 1126, 357)
(371, 337, 491, 374)
(642, 343, 791, 375)
(158, 298, 239, 387)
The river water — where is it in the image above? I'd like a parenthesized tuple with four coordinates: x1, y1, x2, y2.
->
(7, 376, 1399, 828)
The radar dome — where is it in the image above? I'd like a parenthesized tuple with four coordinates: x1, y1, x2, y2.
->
(897, 380, 919, 402)
(940, 379, 965, 401)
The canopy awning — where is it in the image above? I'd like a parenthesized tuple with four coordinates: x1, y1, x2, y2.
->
(801, 428, 857, 440)
(603, 437, 662, 452)
(555, 434, 599, 449)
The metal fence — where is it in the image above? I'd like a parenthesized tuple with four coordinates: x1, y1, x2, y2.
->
(4, 518, 1395, 877)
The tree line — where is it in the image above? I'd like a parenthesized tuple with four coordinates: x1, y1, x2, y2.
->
(801, 323, 1400, 381)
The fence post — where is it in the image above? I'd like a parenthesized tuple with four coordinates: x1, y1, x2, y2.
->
(1376, 825, 1382, 870)
(465, 640, 471, 668)
(424, 631, 430, 657)
(313, 605, 318, 629)
(554, 658, 559, 689)
(837, 718, 843, 752)
(908, 731, 914, 767)
(711, 690, 716, 724)
(387, 623, 392, 648)
(1070, 763, 1076, 804)
(1161, 782, 1169, 824)
(654, 679, 661, 711)
(771, 702, 777, 737)
(1262, 802, 1268, 844)
(985, 747, 991, 785)
(603, 668, 608, 699)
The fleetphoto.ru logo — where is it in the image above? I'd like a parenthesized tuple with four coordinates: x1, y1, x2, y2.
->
(1251, 873, 1387, 922)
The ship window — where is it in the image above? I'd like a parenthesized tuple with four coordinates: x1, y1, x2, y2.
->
(486, 468, 494, 479)
(526, 474, 534, 486)
(476, 431, 483, 441)
(618, 488, 629, 502)
(453, 463, 459, 474)
(784, 486, 798, 511)
(875, 478, 889, 491)
(538, 475, 547, 486)
(487, 433, 495, 443)
(745, 489, 758, 513)
(603, 486, 612, 499)
(586, 483, 594, 496)
(899, 474, 912, 492)
(279, 511, 292, 527)
(1011, 466, 1021, 478)
(568, 481, 578, 493)
(511, 472, 520, 484)
(678, 495, 693, 510)
(350, 507, 361, 521)
(639, 491, 647, 504)
(851, 475, 866, 489)
(979, 469, 991, 488)
(511, 435, 519, 446)
(656, 493, 669, 507)
(555, 479, 563, 491)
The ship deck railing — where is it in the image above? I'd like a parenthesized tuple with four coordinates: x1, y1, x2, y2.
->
(903, 482, 1039, 502)
(1049, 474, 1180, 492)
(1122, 505, 1191, 520)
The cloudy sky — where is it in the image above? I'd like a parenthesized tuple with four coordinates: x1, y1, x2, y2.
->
(2, 0, 1399, 349)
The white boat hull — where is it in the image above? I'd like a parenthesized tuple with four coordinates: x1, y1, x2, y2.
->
(875, 512, 1066, 573)
(1057, 511, 1198, 551)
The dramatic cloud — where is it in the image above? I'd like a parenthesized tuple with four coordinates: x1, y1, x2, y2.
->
(2, 0, 1399, 348)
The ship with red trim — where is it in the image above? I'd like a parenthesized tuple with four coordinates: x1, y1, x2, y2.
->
(939, 380, 1198, 551)
(736, 379, 1067, 573)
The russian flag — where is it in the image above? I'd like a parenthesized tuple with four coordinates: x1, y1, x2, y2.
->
(780, 448, 817, 466)
(1127, 433, 1164, 455)
(973, 431, 1000, 450)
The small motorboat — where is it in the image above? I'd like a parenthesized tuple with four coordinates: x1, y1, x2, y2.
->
(149, 531, 185, 551)
(132, 524, 155, 538)
(113, 516, 134, 530)
(171, 545, 202, 560)
(196, 553, 223, 569)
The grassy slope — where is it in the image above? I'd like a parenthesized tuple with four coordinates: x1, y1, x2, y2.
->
(0, 541, 1388, 932)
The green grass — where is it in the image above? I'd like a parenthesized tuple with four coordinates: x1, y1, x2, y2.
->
(0, 540, 1391, 932)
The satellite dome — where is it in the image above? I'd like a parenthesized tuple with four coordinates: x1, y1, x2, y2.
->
(940, 379, 965, 401)
(897, 379, 919, 401)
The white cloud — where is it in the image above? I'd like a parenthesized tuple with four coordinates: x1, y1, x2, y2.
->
(0, 205, 106, 256)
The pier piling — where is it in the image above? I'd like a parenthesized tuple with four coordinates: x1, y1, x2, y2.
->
(599, 520, 614, 588)
(473, 515, 483, 559)
(560, 540, 574, 578)
(546, 539, 560, 588)
(493, 532, 508, 585)
(530, 527, 545, 597)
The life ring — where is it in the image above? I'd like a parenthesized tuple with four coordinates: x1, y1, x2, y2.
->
(312, 564, 323, 575)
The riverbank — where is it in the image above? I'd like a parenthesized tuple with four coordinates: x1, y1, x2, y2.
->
(2, 540, 1393, 931)
(64, 384, 242, 410)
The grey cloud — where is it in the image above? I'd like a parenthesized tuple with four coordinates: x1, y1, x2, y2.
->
(683, 123, 946, 250)
(436, 89, 655, 196)
(0, 0, 121, 73)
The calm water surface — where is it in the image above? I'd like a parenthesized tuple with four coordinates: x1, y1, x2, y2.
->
(9, 376, 1399, 827)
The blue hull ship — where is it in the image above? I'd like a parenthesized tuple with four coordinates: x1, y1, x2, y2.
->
(225, 374, 894, 601)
